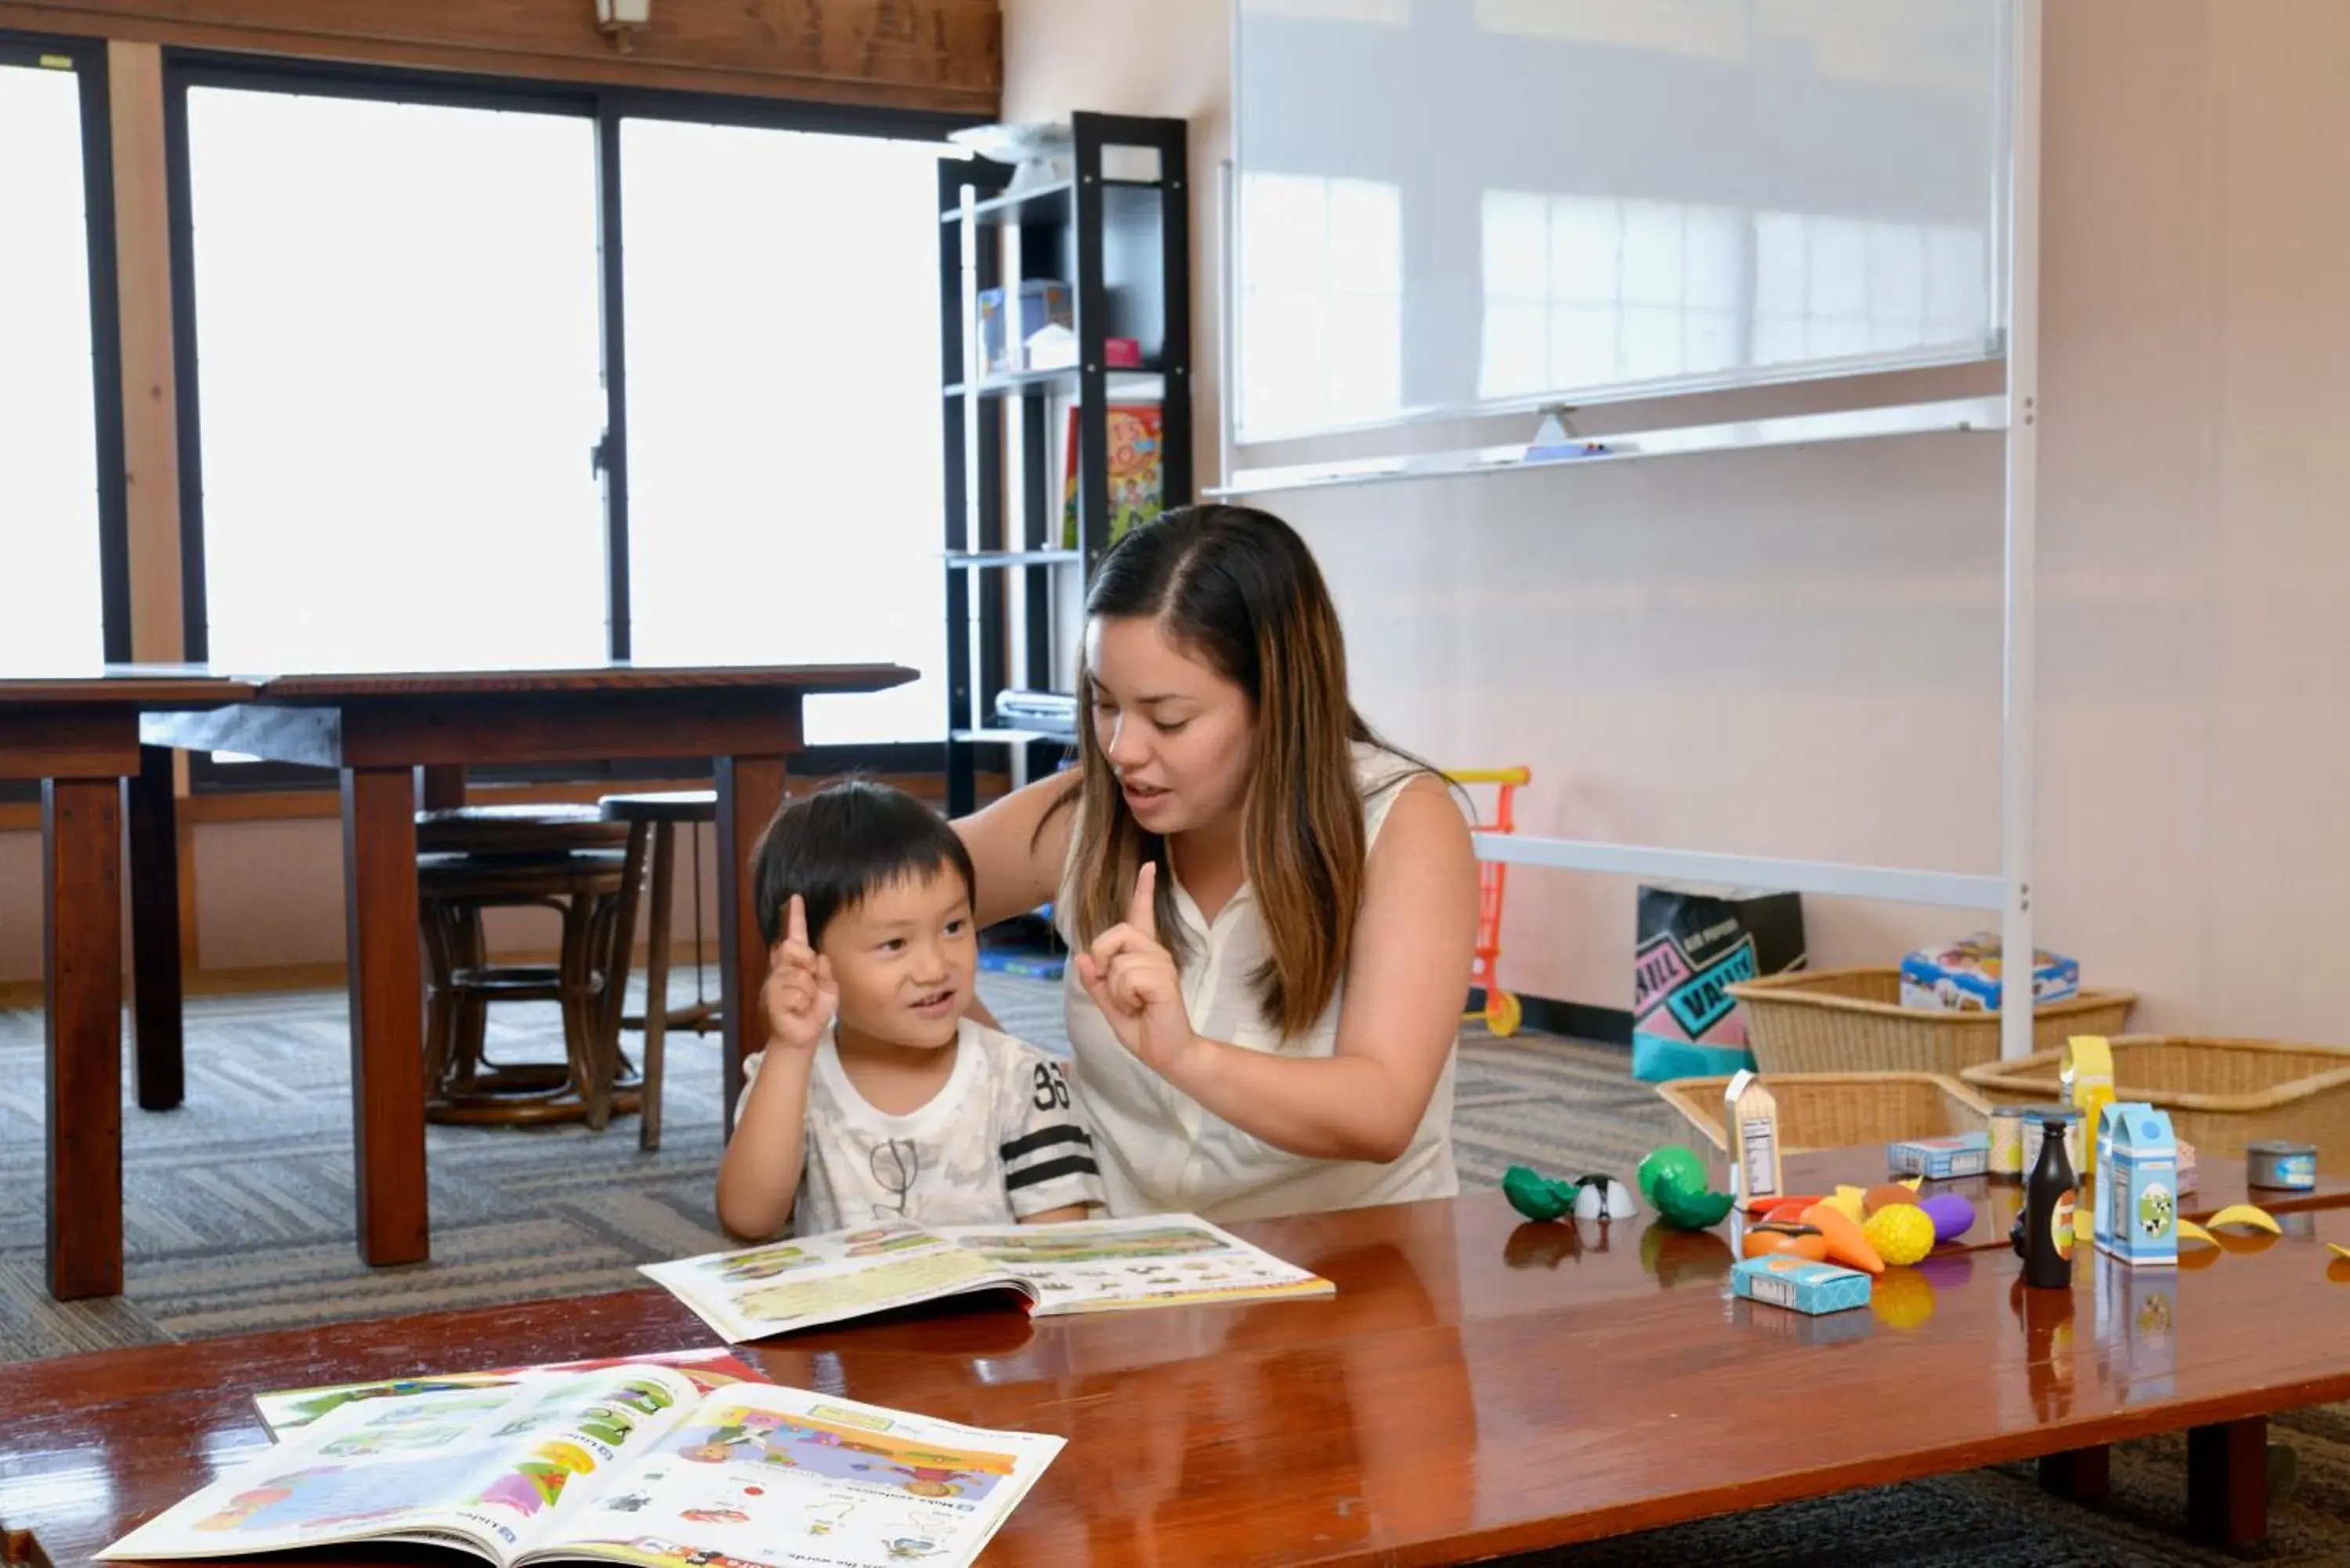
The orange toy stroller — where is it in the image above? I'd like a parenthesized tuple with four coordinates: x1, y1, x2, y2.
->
(1444, 767, 1530, 1038)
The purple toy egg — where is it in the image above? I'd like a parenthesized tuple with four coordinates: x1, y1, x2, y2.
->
(1920, 1191, 1975, 1244)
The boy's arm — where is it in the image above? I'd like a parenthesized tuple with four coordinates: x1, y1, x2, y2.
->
(714, 1048, 816, 1241)
(999, 1050, 1108, 1222)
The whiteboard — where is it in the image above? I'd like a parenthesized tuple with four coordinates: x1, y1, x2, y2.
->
(1231, 0, 2011, 443)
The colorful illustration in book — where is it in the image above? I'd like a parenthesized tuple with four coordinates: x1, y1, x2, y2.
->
(194, 1454, 491, 1533)
(678, 1506, 751, 1525)
(844, 1230, 938, 1259)
(622, 1538, 767, 1568)
(318, 1420, 473, 1458)
(475, 1440, 598, 1519)
(256, 1349, 754, 1437)
(656, 1407, 1017, 1502)
(607, 1379, 681, 1418)
(803, 1498, 856, 1535)
(709, 1242, 819, 1283)
(574, 1404, 637, 1448)
(884, 1537, 948, 1560)
(956, 1225, 1229, 1266)
(850, 1461, 988, 1498)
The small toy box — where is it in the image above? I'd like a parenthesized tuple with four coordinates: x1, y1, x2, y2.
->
(2094, 1102, 2180, 1266)
(1731, 1255, 1871, 1316)
(976, 280, 1073, 376)
(1900, 934, 2080, 1013)
(1888, 1129, 1990, 1180)
(1723, 1068, 1783, 1207)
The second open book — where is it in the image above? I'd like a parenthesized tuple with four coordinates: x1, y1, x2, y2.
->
(640, 1214, 1334, 1342)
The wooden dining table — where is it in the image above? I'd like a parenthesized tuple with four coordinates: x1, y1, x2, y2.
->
(0, 668, 257, 1302)
(5, 1180, 2350, 1566)
(128, 662, 915, 1276)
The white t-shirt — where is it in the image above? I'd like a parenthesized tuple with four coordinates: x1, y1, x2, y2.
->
(1060, 742, 1461, 1223)
(737, 1019, 1106, 1236)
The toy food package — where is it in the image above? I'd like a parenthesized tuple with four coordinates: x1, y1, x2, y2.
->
(1899, 932, 2079, 1012)
(1632, 883, 1806, 1083)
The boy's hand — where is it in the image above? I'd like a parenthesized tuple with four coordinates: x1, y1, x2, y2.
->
(761, 894, 837, 1053)
(1073, 862, 1199, 1077)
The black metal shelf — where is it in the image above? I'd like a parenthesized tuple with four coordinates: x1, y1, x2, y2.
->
(938, 113, 1194, 820)
(944, 367, 1166, 399)
(942, 549, 1084, 569)
(940, 176, 1165, 229)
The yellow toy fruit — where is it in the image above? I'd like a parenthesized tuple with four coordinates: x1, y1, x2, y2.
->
(1821, 1187, 1868, 1224)
(1861, 1202, 1936, 1267)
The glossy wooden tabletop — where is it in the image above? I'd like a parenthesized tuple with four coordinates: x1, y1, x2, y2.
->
(8, 1190, 2350, 1568)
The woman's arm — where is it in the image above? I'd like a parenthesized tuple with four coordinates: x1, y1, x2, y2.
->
(955, 771, 1082, 1030)
(1078, 775, 1480, 1162)
(953, 768, 1082, 928)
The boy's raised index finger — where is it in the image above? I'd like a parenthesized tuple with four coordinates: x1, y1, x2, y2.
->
(786, 892, 808, 946)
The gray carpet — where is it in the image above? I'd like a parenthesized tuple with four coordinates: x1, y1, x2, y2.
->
(3, 978, 2346, 1563)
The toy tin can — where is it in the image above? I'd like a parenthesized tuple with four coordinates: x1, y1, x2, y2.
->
(1988, 1106, 2031, 1180)
(2246, 1140, 2317, 1191)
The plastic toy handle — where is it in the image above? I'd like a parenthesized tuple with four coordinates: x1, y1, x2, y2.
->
(1444, 767, 1532, 786)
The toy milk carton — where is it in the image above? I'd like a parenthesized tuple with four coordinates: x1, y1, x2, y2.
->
(1730, 1255, 1871, 1316)
(1888, 1130, 1990, 1180)
(2095, 1102, 2178, 1266)
(1724, 1069, 1783, 1206)
(2063, 1035, 2116, 1135)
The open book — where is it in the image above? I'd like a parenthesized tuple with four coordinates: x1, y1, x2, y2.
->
(642, 1213, 1335, 1343)
(104, 1362, 1061, 1568)
(251, 1346, 761, 1440)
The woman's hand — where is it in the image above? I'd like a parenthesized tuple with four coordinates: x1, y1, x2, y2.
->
(1073, 862, 1199, 1077)
(760, 894, 837, 1054)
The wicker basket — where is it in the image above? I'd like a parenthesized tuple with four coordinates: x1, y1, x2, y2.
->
(1961, 1035, 2350, 1172)
(1657, 1071, 1993, 1154)
(1724, 967, 2137, 1078)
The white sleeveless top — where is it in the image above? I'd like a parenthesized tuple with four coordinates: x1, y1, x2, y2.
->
(1060, 742, 1461, 1223)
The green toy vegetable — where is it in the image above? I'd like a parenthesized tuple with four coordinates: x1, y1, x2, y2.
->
(1502, 1165, 1575, 1222)
(1639, 1143, 1737, 1230)
(1636, 1144, 1709, 1208)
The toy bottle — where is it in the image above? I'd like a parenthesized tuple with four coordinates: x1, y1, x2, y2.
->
(2020, 1109, 2079, 1289)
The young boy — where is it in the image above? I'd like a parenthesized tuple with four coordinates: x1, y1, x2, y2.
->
(714, 779, 1104, 1241)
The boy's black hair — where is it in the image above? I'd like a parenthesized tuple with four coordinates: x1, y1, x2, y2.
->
(750, 779, 978, 948)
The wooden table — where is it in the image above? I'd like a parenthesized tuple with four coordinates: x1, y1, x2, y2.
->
(8, 1190, 2350, 1566)
(0, 670, 257, 1302)
(136, 663, 913, 1271)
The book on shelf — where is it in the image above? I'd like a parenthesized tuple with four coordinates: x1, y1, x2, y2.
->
(639, 1214, 1333, 1344)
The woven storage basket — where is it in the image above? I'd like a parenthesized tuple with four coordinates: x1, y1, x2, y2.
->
(1961, 1035, 2350, 1172)
(1656, 1071, 1993, 1154)
(1723, 967, 2137, 1078)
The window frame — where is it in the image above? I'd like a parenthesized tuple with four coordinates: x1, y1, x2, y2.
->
(0, 31, 134, 665)
(159, 50, 979, 791)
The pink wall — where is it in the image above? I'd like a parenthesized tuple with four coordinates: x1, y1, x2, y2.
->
(1000, 0, 2350, 1040)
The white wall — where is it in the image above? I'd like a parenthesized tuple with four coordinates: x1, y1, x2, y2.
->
(1003, 0, 2350, 1041)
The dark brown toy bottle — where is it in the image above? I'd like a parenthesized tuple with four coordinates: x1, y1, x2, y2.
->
(2019, 1109, 2079, 1288)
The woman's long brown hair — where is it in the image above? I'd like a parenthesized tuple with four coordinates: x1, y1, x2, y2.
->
(1047, 504, 1423, 1039)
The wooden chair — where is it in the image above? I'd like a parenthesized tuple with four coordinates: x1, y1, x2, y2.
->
(597, 789, 722, 1150)
(415, 804, 637, 1128)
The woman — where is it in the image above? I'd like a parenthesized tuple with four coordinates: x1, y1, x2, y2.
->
(956, 504, 1480, 1222)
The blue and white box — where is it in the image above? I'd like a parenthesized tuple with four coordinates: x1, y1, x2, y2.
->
(1730, 1255, 1871, 1316)
(1887, 1130, 1990, 1180)
(2095, 1102, 2179, 1266)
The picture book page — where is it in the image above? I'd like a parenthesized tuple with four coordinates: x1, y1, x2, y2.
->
(639, 1221, 1029, 1342)
(526, 1382, 1065, 1568)
(101, 1364, 706, 1563)
(939, 1215, 1336, 1313)
(252, 1347, 761, 1440)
